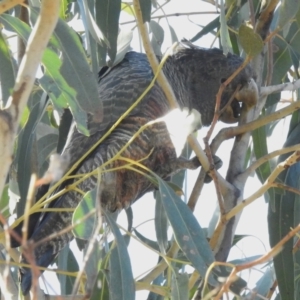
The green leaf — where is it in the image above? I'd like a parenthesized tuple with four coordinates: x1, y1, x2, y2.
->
(84, 239, 102, 292)
(16, 90, 47, 214)
(0, 14, 31, 42)
(113, 28, 133, 66)
(171, 271, 189, 300)
(37, 133, 58, 177)
(0, 185, 10, 219)
(268, 122, 300, 300)
(54, 18, 103, 126)
(95, 0, 121, 64)
(0, 13, 95, 135)
(90, 252, 111, 300)
(155, 191, 169, 253)
(238, 24, 263, 56)
(244, 267, 276, 299)
(140, 0, 152, 23)
(133, 228, 160, 251)
(219, 0, 232, 54)
(278, 0, 300, 31)
(39, 48, 89, 135)
(190, 16, 219, 42)
(169, 25, 178, 44)
(90, 268, 110, 300)
(78, 0, 107, 47)
(72, 188, 97, 239)
(104, 211, 135, 300)
(232, 234, 251, 246)
(57, 245, 79, 294)
(121, 3, 134, 15)
(0, 31, 15, 107)
(229, 255, 263, 265)
(252, 125, 274, 202)
(149, 20, 164, 56)
(156, 175, 216, 286)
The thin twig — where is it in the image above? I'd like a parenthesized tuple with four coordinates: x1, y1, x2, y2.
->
(120, 11, 218, 25)
(240, 144, 300, 181)
(260, 79, 300, 97)
(0, 0, 25, 13)
(210, 100, 300, 154)
(226, 151, 300, 220)
(215, 223, 300, 299)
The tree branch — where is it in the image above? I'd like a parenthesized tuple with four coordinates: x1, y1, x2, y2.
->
(0, 0, 24, 14)
(0, 0, 60, 205)
(226, 150, 300, 220)
(239, 144, 300, 181)
(260, 79, 300, 97)
(211, 100, 300, 154)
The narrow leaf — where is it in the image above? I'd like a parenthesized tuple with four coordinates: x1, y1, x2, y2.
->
(219, 0, 232, 54)
(149, 20, 164, 56)
(278, 0, 300, 31)
(95, 0, 121, 64)
(0, 185, 10, 219)
(16, 91, 47, 213)
(0, 31, 15, 106)
(140, 0, 152, 23)
(155, 191, 169, 253)
(244, 267, 275, 300)
(104, 211, 135, 300)
(171, 271, 189, 300)
(252, 125, 274, 202)
(57, 245, 79, 294)
(156, 175, 216, 286)
(113, 28, 133, 66)
(54, 18, 103, 125)
(133, 228, 159, 251)
(72, 189, 97, 239)
(39, 48, 89, 135)
(269, 122, 300, 300)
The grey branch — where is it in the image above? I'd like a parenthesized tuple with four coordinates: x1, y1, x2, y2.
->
(260, 79, 300, 97)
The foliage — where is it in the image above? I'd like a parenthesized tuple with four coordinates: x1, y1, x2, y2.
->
(0, 0, 300, 299)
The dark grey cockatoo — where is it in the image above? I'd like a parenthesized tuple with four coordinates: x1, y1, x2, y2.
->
(12, 43, 255, 294)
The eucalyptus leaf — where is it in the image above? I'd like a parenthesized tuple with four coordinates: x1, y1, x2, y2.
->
(0, 185, 10, 219)
(156, 175, 216, 286)
(133, 228, 160, 251)
(219, 0, 232, 54)
(268, 122, 300, 300)
(0, 31, 16, 106)
(104, 211, 135, 300)
(72, 188, 97, 240)
(54, 18, 103, 127)
(155, 191, 169, 253)
(252, 125, 273, 202)
(57, 245, 79, 294)
(16, 90, 47, 216)
(149, 20, 164, 56)
(171, 271, 189, 300)
(77, 0, 107, 46)
(39, 48, 89, 135)
(140, 0, 152, 23)
(277, 0, 300, 31)
(238, 24, 263, 56)
(113, 29, 133, 66)
(244, 267, 276, 300)
(95, 0, 121, 64)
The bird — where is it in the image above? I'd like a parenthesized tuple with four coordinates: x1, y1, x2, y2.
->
(11, 42, 255, 295)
